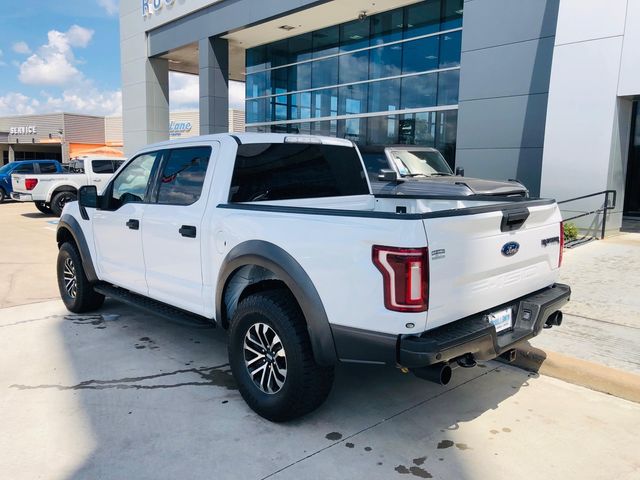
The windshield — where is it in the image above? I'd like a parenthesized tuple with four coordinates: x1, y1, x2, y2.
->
(389, 150, 453, 177)
(0, 163, 14, 175)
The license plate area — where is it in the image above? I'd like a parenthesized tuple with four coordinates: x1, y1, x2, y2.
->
(486, 307, 513, 333)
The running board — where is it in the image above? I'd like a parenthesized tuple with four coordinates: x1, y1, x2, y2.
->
(94, 283, 214, 329)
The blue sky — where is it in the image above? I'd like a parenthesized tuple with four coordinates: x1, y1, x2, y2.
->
(0, 0, 242, 117)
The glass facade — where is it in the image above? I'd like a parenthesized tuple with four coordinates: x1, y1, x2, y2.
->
(245, 0, 463, 164)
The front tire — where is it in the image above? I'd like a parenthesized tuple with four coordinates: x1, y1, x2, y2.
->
(0, 188, 6, 203)
(57, 242, 104, 313)
(35, 201, 53, 215)
(228, 289, 334, 422)
(51, 191, 77, 216)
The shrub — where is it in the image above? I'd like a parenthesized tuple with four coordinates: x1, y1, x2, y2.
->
(563, 222, 579, 242)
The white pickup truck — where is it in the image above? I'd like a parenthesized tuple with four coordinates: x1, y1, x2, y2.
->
(12, 156, 124, 216)
(55, 133, 570, 421)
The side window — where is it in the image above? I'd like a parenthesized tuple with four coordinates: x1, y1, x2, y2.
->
(39, 163, 58, 174)
(230, 143, 369, 202)
(110, 152, 159, 209)
(69, 160, 85, 173)
(156, 147, 211, 205)
(92, 160, 117, 174)
(13, 163, 35, 174)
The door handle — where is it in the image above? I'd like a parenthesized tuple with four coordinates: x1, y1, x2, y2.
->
(179, 225, 197, 238)
(126, 219, 139, 230)
(94, 179, 102, 182)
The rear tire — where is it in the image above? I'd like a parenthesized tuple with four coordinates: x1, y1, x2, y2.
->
(51, 191, 77, 216)
(35, 201, 53, 215)
(228, 289, 334, 422)
(57, 242, 104, 313)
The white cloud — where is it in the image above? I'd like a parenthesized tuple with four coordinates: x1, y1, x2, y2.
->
(18, 25, 94, 87)
(97, 0, 119, 16)
(0, 88, 121, 117)
(0, 92, 41, 115)
(169, 72, 245, 111)
(12, 41, 32, 55)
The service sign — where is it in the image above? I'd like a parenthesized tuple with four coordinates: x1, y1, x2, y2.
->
(142, 0, 177, 16)
(10, 125, 37, 135)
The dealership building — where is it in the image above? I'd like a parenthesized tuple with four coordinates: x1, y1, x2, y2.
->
(121, 0, 640, 230)
(0, 110, 244, 164)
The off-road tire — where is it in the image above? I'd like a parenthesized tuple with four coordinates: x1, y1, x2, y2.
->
(228, 289, 334, 422)
(57, 242, 104, 313)
(51, 191, 77, 216)
(0, 188, 6, 203)
(35, 201, 53, 215)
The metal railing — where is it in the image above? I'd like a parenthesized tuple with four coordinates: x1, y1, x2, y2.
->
(558, 190, 617, 240)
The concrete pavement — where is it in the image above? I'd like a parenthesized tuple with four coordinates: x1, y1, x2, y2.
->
(0, 201, 59, 308)
(1, 299, 639, 480)
(523, 231, 640, 395)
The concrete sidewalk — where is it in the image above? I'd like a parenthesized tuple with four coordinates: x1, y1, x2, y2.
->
(531, 231, 640, 373)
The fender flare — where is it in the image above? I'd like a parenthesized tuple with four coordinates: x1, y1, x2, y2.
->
(216, 240, 338, 366)
(57, 214, 98, 283)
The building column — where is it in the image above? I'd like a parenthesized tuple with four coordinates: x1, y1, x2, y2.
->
(8, 145, 15, 163)
(199, 37, 229, 135)
(122, 57, 170, 157)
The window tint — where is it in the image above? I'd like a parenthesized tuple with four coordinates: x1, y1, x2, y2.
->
(111, 152, 159, 208)
(39, 162, 58, 174)
(13, 163, 35, 174)
(230, 143, 369, 202)
(156, 147, 211, 205)
(92, 160, 118, 174)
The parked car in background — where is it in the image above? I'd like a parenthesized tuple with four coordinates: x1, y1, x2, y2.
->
(11, 156, 125, 216)
(0, 160, 63, 204)
(361, 146, 529, 197)
(55, 133, 569, 421)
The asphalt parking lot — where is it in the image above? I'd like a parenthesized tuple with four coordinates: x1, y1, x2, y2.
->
(1, 201, 640, 480)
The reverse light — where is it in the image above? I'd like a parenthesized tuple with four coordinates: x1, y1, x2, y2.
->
(25, 178, 38, 191)
(559, 221, 564, 268)
(372, 245, 429, 312)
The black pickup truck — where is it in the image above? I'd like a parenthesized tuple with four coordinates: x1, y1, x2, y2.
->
(361, 146, 529, 197)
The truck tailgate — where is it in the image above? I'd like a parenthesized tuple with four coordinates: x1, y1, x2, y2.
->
(11, 174, 30, 194)
(424, 203, 562, 329)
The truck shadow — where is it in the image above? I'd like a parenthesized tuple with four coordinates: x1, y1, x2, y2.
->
(22, 299, 539, 480)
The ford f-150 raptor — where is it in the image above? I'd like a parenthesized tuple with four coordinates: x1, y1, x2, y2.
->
(55, 133, 570, 421)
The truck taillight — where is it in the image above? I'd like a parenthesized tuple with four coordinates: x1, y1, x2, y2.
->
(25, 178, 38, 191)
(372, 245, 429, 312)
(559, 222, 564, 268)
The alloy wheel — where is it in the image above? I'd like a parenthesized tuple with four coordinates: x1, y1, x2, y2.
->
(63, 257, 77, 298)
(243, 322, 287, 394)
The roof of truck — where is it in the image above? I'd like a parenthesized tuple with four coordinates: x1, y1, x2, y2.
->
(141, 133, 355, 151)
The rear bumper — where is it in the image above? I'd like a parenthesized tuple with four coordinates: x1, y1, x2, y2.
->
(331, 284, 571, 367)
(398, 283, 571, 368)
(11, 192, 32, 202)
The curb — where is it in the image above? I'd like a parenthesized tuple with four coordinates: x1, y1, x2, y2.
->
(506, 343, 640, 404)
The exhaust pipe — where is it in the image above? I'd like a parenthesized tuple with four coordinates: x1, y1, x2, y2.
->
(413, 363, 453, 385)
(545, 311, 563, 328)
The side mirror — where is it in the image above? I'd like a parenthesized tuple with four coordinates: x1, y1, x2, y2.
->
(455, 167, 465, 176)
(378, 169, 399, 182)
(78, 185, 98, 209)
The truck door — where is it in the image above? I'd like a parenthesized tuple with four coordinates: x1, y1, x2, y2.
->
(92, 152, 162, 295)
(141, 144, 216, 315)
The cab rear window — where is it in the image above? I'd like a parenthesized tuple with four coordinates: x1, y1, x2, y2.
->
(230, 143, 369, 202)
